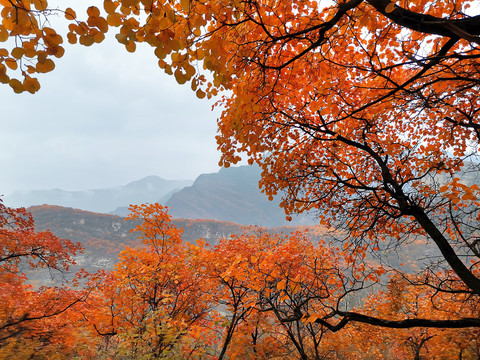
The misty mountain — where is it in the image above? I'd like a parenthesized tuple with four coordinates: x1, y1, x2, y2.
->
(166, 165, 316, 227)
(26, 203, 436, 286)
(5, 176, 193, 214)
(5, 165, 317, 227)
(111, 187, 179, 217)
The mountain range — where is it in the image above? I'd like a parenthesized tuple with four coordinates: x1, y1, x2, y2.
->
(166, 166, 314, 227)
(6, 165, 317, 227)
(5, 176, 193, 214)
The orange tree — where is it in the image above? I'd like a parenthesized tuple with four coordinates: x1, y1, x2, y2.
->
(195, 233, 259, 360)
(0, 199, 90, 358)
(80, 203, 215, 359)
(195, 229, 383, 360)
(2, 0, 480, 328)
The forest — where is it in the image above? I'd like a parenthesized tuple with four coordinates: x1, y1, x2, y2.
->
(1, 0, 480, 358)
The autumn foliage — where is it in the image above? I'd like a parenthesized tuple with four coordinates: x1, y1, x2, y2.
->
(1, 0, 479, 293)
(0, 199, 92, 359)
(1, 0, 480, 357)
(79, 203, 215, 359)
(1, 200, 480, 358)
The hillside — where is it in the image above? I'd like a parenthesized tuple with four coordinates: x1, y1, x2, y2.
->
(28, 205, 248, 274)
(28, 205, 324, 277)
(29, 204, 246, 251)
(166, 165, 316, 227)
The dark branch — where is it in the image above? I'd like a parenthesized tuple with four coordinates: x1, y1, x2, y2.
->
(368, 0, 480, 42)
(317, 311, 480, 331)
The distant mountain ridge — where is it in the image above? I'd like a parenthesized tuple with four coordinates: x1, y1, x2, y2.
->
(166, 166, 315, 227)
(5, 176, 193, 214)
(5, 166, 317, 227)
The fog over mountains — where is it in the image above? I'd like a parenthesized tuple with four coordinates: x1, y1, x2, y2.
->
(5, 176, 193, 214)
(5, 165, 317, 227)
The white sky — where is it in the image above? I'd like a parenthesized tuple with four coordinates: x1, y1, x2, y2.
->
(0, 11, 222, 195)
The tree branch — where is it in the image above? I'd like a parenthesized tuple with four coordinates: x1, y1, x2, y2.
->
(316, 311, 480, 332)
(368, 0, 480, 42)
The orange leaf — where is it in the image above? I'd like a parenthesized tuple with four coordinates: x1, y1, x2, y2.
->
(65, 7, 76, 20)
(385, 2, 395, 13)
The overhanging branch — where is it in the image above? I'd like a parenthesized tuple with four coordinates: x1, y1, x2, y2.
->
(368, 0, 480, 42)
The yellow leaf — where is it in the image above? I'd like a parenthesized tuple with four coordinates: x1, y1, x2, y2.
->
(174, 68, 187, 84)
(0, 72, 9, 83)
(23, 76, 40, 94)
(157, 59, 166, 69)
(158, 16, 170, 30)
(33, 0, 48, 11)
(107, 13, 123, 27)
(79, 35, 95, 46)
(304, 314, 320, 324)
(170, 39, 181, 51)
(195, 49, 205, 60)
(88, 17, 108, 33)
(115, 33, 128, 45)
(184, 63, 196, 78)
(462, 192, 477, 201)
(166, 9, 176, 23)
(125, 40, 136, 52)
(37, 52, 47, 63)
(193, 27, 201, 36)
(87, 6, 100, 18)
(36, 58, 55, 73)
(104, 0, 118, 14)
(93, 32, 105, 43)
(67, 32, 77, 44)
(143, 0, 154, 8)
(154, 46, 167, 59)
(0, 27, 8, 42)
(359, 14, 369, 27)
(171, 52, 180, 62)
(122, 0, 139, 7)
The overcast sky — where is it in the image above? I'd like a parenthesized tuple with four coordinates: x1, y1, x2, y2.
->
(0, 18, 223, 196)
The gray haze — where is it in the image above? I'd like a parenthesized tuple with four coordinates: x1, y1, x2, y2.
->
(0, 14, 221, 197)
(6, 176, 194, 214)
